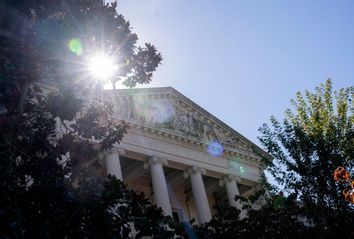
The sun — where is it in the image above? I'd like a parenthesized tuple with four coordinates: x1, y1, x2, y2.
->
(88, 54, 118, 80)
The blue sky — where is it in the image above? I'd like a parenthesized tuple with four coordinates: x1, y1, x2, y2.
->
(116, 0, 354, 146)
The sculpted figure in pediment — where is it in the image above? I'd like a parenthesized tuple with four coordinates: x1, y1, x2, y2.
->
(171, 111, 222, 142)
(112, 96, 134, 119)
(126, 96, 135, 119)
(194, 115, 205, 139)
(224, 137, 237, 148)
(203, 123, 219, 142)
(173, 112, 196, 136)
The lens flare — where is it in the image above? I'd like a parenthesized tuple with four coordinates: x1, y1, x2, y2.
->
(183, 221, 197, 239)
(240, 165, 245, 174)
(229, 157, 246, 175)
(88, 54, 118, 80)
(68, 38, 83, 55)
(149, 100, 175, 124)
(132, 94, 149, 119)
(207, 140, 224, 157)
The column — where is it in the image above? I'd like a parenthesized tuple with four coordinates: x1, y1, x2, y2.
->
(145, 156, 172, 216)
(105, 149, 124, 180)
(221, 174, 245, 218)
(184, 166, 211, 224)
(223, 175, 242, 208)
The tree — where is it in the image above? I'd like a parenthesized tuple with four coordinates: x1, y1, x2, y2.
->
(258, 79, 354, 237)
(0, 1, 177, 238)
(193, 80, 353, 238)
(190, 201, 244, 239)
(192, 192, 314, 238)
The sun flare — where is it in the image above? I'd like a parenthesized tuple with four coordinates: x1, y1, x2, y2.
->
(88, 54, 118, 80)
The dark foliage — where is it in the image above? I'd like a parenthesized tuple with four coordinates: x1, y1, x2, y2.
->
(0, 0, 175, 238)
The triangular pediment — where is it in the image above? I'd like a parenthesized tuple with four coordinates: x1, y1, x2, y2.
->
(104, 87, 270, 163)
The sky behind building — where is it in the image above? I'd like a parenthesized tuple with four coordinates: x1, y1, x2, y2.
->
(116, 0, 354, 146)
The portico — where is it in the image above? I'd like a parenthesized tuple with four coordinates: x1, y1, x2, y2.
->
(103, 87, 270, 224)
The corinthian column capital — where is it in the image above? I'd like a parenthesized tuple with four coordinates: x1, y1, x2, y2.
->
(183, 166, 207, 179)
(225, 174, 241, 183)
(219, 174, 241, 186)
(105, 147, 125, 156)
(144, 155, 168, 169)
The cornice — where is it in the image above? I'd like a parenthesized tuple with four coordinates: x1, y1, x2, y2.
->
(112, 115, 262, 167)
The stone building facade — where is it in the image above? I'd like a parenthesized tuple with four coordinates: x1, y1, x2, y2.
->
(103, 87, 270, 224)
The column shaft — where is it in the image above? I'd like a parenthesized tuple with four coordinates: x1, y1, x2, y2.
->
(224, 175, 245, 218)
(105, 152, 123, 180)
(189, 168, 211, 224)
(149, 158, 172, 216)
(225, 178, 242, 209)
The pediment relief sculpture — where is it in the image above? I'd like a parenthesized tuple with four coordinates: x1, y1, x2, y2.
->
(109, 93, 247, 151)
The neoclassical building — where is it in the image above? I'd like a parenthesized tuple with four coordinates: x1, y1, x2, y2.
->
(103, 87, 270, 224)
